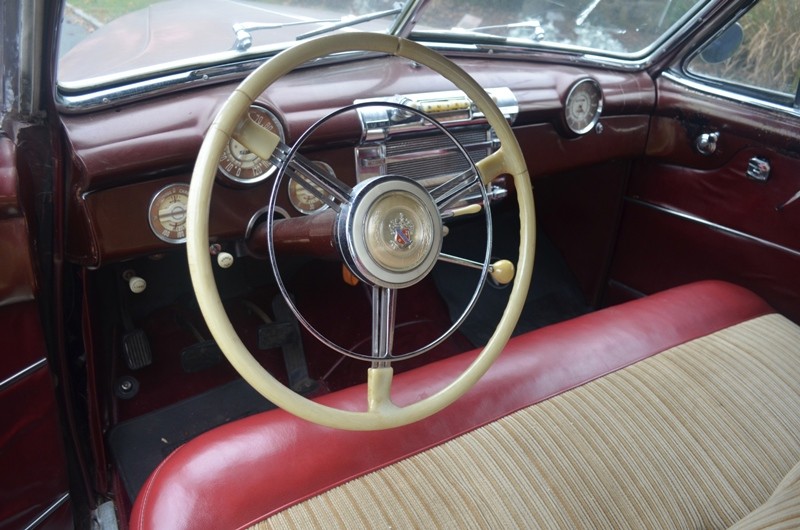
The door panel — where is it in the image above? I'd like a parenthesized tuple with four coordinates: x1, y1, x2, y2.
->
(607, 76, 800, 321)
(0, 136, 72, 528)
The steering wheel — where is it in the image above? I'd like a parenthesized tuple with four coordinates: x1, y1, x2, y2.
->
(187, 33, 535, 430)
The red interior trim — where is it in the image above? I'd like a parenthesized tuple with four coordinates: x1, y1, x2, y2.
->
(131, 281, 773, 530)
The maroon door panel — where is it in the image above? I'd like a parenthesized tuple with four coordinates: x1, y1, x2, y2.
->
(609, 201, 800, 322)
(608, 77, 800, 321)
(0, 136, 73, 528)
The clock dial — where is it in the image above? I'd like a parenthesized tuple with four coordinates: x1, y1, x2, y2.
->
(564, 78, 603, 135)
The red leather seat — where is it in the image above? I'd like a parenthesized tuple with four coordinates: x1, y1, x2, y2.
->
(131, 281, 774, 530)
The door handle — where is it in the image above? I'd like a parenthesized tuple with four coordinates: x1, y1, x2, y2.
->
(746, 156, 771, 182)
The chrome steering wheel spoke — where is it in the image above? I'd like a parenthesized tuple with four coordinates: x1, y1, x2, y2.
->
(271, 142, 352, 212)
(371, 286, 397, 366)
(431, 167, 482, 212)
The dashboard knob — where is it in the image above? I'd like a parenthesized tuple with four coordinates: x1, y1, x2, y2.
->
(128, 276, 147, 294)
(217, 252, 234, 269)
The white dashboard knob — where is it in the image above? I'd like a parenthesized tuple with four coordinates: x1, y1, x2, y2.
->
(128, 276, 147, 294)
(217, 252, 234, 269)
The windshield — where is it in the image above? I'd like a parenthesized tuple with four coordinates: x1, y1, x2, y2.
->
(58, 0, 409, 88)
(58, 0, 711, 92)
(411, 0, 710, 57)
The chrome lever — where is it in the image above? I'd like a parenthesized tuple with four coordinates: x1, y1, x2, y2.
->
(695, 132, 719, 155)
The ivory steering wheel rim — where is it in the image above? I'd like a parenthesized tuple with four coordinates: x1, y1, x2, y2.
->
(187, 32, 536, 431)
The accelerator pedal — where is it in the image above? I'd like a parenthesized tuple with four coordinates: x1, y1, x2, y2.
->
(258, 295, 317, 394)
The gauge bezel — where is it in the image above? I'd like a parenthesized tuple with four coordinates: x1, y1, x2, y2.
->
(563, 78, 603, 136)
(217, 105, 285, 185)
(287, 160, 336, 215)
(148, 183, 190, 244)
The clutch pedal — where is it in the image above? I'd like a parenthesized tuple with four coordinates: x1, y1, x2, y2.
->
(122, 329, 153, 370)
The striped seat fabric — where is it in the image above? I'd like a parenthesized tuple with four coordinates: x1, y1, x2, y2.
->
(256, 314, 800, 529)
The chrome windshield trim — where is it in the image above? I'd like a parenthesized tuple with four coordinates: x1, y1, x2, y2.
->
(417, 41, 647, 71)
(662, 71, 800, 119)
(0, 357, 47, 392)
(389, 0, 426, 39)
(58, 42, 293, 92)
(57, 61, 258, 113)
(56, 50, 385, 113)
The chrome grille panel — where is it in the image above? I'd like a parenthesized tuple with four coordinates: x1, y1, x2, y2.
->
(354, 88, 515, 184)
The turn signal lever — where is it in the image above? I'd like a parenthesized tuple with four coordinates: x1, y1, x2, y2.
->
(438, 253, 516, 285)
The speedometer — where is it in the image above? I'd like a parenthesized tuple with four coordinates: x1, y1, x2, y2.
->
(218, 105, 285, 185)
(563, 78, 603, 136)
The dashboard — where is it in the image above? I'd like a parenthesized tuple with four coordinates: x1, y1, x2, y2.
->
(60, 55, 655, 267)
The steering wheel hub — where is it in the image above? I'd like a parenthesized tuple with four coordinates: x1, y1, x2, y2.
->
(337, 176, 442, 288)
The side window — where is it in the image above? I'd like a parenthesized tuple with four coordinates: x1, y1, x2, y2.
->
(686, 0, 800, 106)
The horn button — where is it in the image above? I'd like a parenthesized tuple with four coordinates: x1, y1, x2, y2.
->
(337, 177, 442, 289)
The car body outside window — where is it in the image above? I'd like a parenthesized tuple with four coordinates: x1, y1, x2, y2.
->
(686, 0, 800, 106)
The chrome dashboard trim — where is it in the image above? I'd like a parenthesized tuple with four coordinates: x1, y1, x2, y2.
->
(354, 89, 516, 183)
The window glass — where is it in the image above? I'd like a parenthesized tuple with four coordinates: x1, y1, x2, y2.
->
(413, 0, 710, 58)
(687, 0, 800, 101)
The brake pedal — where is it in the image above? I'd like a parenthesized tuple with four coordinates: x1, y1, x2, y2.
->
(180, 340, 223, 373)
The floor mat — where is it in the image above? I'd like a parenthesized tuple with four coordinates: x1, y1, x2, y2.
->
(434, 206, 591, 346)
(109, 378, 275, 501)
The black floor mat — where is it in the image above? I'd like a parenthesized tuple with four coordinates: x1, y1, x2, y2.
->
(434, 207, 591, 346)
(109, 378, 274, 501)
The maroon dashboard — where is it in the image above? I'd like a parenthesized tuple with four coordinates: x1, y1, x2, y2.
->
(60, 55, 655, 267)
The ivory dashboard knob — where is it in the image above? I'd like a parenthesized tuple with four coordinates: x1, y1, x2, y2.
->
(128, 276, 147, 294)
(217, 252, 234, 269)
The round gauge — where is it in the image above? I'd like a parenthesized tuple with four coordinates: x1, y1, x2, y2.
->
(218, 105, 285, 185)
(148, 183, 189, 244)
(564, 78, 603, 135)
(288, 161, 336, 215)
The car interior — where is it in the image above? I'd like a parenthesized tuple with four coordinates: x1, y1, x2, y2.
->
(1, 1, 799, 529)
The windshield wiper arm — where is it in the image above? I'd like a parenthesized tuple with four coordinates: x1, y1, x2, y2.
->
(469, 20, 545, 41)
(232, 19, 337, 51)
(296, 8, 402, 41)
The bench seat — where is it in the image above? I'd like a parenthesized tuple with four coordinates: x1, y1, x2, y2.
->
(131, 281, 800, 529)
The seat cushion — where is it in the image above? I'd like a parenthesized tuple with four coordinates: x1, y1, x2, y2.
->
(131, 281, 784, 530)
(255, 313, 800, 529)
(730, 460, 800, 530)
